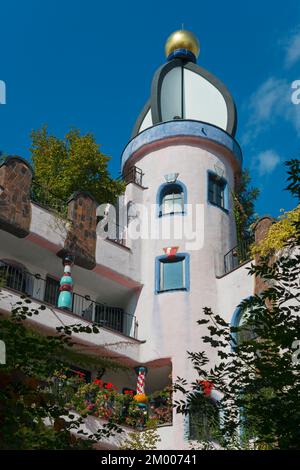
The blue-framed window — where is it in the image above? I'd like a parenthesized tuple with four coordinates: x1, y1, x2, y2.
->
(155, 253, 190, 293)
(207, 171, 228, 211)
(231, 301, 256, 348)
(157, 181, 187, 217)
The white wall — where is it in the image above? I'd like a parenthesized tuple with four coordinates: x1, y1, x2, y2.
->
(120, 140, 243, 448)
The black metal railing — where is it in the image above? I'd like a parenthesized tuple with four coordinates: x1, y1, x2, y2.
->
(105, 222, 127, 246)
(0, 261, 137, 338)
(30, 180, 68, 216)
(121, 166, 144, 187)
(224, 237, 254, 274)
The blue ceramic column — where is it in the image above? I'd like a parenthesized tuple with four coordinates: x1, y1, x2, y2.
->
(57, 255, 74, 310)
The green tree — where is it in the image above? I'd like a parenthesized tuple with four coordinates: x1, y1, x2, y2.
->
(0, 296, 122, 449)
(233, 169, 260, 255)
(30, 126, 125, 206)
(119, 419, 161, 450)
(285, 158, 300, 199)
(175, 160, 300, 449)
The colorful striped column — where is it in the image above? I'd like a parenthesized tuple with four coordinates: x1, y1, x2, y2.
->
(133, 366, 148, 404)
(136, 366, 147, 395)
(57, 255, 74, 310)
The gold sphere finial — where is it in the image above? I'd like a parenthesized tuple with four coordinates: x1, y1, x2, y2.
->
(165, 29, 200, 60)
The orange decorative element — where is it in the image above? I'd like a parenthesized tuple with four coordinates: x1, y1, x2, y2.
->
(163, 246, 179, 258)
(133, 393, 148, 403)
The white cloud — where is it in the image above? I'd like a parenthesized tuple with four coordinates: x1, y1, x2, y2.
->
(253, 150, 281, 176)
(242, 77, 300, 145)
(284, 28, 300, 68)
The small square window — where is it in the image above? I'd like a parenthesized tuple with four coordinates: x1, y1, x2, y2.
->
(156, 254, 189, 293)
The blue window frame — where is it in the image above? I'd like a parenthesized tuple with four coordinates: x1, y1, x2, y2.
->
(207, 171, 228, 211)
(231, 300, 256, 349)
(155, 253, 190, 293)
(157, 181, 187, 217)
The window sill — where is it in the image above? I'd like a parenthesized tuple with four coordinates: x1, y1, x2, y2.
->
(207, 201, 229, 214)
(158, 211, 186, 218)
(156, 288, 188, 294)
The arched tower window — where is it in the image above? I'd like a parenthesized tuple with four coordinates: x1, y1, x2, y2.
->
(231, 302, 256, 348)
(157, 181, 187, 217)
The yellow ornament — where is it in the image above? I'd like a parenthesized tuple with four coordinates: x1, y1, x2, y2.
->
(165, 29, 200, 59)
(133, 393, 148, 403)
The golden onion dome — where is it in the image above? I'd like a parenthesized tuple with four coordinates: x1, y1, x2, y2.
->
(165, 29, 200, 59)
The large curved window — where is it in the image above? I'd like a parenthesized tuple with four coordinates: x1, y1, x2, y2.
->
(231, 303, 256, 347)
(157, 181, 186, 217)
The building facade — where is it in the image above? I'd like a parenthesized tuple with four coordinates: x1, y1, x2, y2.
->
(0, 30, 270, 449)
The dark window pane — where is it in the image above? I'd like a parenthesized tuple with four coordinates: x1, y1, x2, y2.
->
(208, 174, 226, 209)
(44, 276, 59, 305)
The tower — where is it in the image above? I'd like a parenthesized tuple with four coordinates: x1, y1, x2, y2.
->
(120, 29, 243, 447)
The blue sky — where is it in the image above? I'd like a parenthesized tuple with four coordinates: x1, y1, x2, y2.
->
(0, 0, 299, 216)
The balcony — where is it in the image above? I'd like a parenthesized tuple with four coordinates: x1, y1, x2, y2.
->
(223, 237, 253, 275)
(0, 261, 137, 339)
(121, 166, 144, 188)
(104, 222, 128, 248)
(47, 375, 172, 431)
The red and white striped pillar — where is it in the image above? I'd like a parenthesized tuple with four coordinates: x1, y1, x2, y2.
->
(136, 366, 147, 395)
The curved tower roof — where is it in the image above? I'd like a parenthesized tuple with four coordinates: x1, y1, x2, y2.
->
(132, 29, 237, 138)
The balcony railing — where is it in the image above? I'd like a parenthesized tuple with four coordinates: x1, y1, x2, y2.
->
(0, 261, 137, 338)
(120, 166, 144, 187)
(224, 237, 254, 275)
(30, 180, 68, 216)
(104, 221, 127, 247)
(47, 377, 172, 430)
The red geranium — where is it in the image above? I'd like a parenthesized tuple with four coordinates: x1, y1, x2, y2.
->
(93, 379, 103, 387)
(199, 380, 214, 396)
(104, 382, 117, 390)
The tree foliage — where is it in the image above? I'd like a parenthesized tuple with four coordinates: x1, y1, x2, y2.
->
(251, 206, 300, 258)
(285, 158, 300, 200)
(175, 160, 300, 449)
(30, 126, 125, 206)
(0, 296, 122, 449)
(119, 419, 161, 450)
(233, 169, 260, 244)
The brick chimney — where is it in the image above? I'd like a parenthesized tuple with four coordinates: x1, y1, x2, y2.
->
(58, 191, 98, 270)
(253, 216, 275, 295)
(0, 156, 33, 238)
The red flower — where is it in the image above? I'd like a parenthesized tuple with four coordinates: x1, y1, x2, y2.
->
(93, 379, 103, 387)
(104, 382, 117, 390)
(199, 380, 214, 396)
